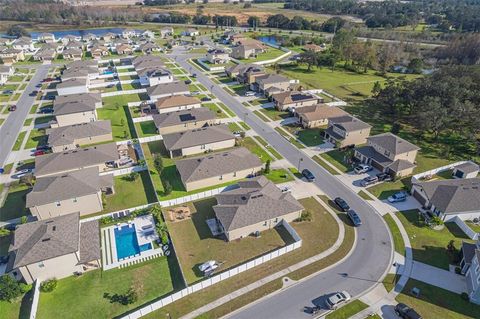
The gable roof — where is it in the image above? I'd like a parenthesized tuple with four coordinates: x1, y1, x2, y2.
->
(35, 142, 118, 176)
(176, 147, 262, 183)
(53, 99, 95, 116)
(213, 176, 303, 232)
(154, 94, 199, 109)
(132, 55, 164, 69)
(415, 178, 480, 214)
(367, 133, 420, 155)
(272, 91, 318, 105)
(296, 104, 347, 122)
(226, 63, 263, 75)
(152, 108, 216, 128)
(147, 82, 189, 98)
(329, 115, 371, 132)
(55, 92, 101, 106)
(454, 162, 479, 175)
(26, 167, 113, 207)
(47, 120, 112, 147)
(255, 74, 289, 85)
(57, 77, 87, 90)
(163, 124, 234, 151)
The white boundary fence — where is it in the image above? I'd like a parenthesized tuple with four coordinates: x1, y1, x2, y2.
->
(133, 115, 153, 123)
(101, 88, 146, 97)
(120, 220, 302, 319)
(80, 203, 155, 223)
(452, 216, 479, 240)
(99, 165, 147, 177)
(411, 161, 469, 184)
(128, 100, 154, 107)
(29, 280, 41, 319)
(139, 135, 163, 143)
(158, 185, 237, 207)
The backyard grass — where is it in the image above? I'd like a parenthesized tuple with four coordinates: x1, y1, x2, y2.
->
(258, 107, 290, 121)
(396, 279, 480, 319)
(397, 210, 473, 270)
(25, 128, 47, 149)
(241, 137, 272, 163)
(0, 290, 33, 319)
(325, 300, 369, 319)
(242, 47, 285, 62)
(166, 197, 293, 284)
(319, 149, 354, 173)
(0, 182, 31, 221)
(37, 257, 175, 319)
(12, 131, 27, 151)
(263, 168, 294, 184)
(98, 95, 140, 140)
(101, 171, 156, 213)
(312, 155, 341, 175)
(383, 213, 406, 256)
(134, 121, 158, 138)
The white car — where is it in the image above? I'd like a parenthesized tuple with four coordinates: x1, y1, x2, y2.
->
(325, 291, 351, 309)
(354, 164, 372, 174)
(245, 91, 256, 97)
(13, 169, 33, 179)
(199, 260, 217, 272)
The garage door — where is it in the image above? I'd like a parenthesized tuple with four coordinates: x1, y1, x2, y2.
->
(412, 189, 427, 206)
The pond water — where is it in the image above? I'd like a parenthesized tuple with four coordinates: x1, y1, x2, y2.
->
(1, 27, 125, 40)
(258, 36, 280, 46)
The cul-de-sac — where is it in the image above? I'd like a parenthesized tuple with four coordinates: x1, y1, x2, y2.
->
(1, 1, 480, 319)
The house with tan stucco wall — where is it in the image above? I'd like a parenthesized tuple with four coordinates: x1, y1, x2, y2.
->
(152, 108, 217, 135)
(324, 115, 371, 148)
(295, 104, 348, 129)
(47, 120, 113, 152)
(6, 213, 101, 284)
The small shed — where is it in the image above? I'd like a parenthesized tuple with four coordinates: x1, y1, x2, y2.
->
(452, 162, 479, 179)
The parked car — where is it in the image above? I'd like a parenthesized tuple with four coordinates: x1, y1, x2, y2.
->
(192, 73, 197, 78)
(3, 89, 13, 95)
(35, 83, 42, 88)
(12, 169, 33, 179)
(394, 303, 422, 319)
(43, 78, 53, 82)
(347, 210, 362, 226)
(302, 169, 315, 182)
(45, 95, 55, 100)
(388, 191, 408, 203)
(190, 91, 200, 96)
(376, 172, 393, 182)
(232, 131, 242, 138)
(361, 175, 378, 187)
(354, 164, 372, 174)
(245, 91, 256, 97)
(33, 150, 46, 156)
(8, 105, 16, 112)
(325, 291, 351, 310)
(38, 107, 54, 114)
(201, 97, 212, 102)
(36, 145, 51, 151)
(29, 91, 38, 96)
(334, 197, 350, 212)
(184, 80, 192, 84)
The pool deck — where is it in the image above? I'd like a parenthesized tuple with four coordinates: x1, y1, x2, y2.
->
(101, 215, 163, 270)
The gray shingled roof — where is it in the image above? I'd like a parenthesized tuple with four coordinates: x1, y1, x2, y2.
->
(163, 124, 234, 151)
(367, 133, 420, 155)
(461, 241, 478, 265)
(454, 162, 479, 175)
(78, 220, 101, 264)
(176, 147, 262, 183)
(415, 178, 480, 214)
(226, 63, 263, 75)
(0, 65, 12, 73)
(272, 91, 317, 105)
(132, 55, 164, 69)
(53, 100, 95, 116)
(26, 167, 113, 207)
(137, 66, 171, 78)
(255, 74, 289, 85)
(152, 108, 216, 128)
(55, 92, 101, 105)
(7, 213, 80, 270)
(35, 142, 118, 176)
(57, 77, 87, 89)
(146, 82, 189, 97)
(329, 115, 371, 132)
(296, 104, 347, 122)
(213, 176, 303, 231)
(47, 120, 112, 147)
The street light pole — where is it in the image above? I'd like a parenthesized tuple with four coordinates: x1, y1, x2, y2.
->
(297, 157, 303, 171)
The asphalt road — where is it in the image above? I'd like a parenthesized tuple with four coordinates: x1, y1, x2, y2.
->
(0, 64, 50, 168)
(174, 53, 393, 318)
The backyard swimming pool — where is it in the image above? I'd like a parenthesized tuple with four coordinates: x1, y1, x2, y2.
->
(114, 225, 152, 260)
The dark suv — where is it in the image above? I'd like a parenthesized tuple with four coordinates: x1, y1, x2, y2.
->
(302, 169, 315, 182)
(395, 303, 422, 319)
(334, 197, 350, 212)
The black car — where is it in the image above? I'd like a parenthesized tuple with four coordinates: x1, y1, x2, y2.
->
(334, 197, 350, 212)
(395, 303, 422, 319)
(36, 145, 51, 151)
(192, 73, 197, 78)
(376, 172, 393, 182)
(361, 175, 378, 187)
(201, 97, 212, 102)
(302, 169, 315, 182)
(185, 80, 192, 84)
(38, 107, 54, 114)
(347, 210, 362, 226)
(29, 91, 38, 96)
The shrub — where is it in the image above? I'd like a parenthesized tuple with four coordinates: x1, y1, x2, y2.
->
(431, 216, 444, 226)
(100, 216, 114, 225)
(295, 210, 312, 222)
(0, 228, 11, 237)
(163, 180, 172, 195)
(461, 292, 470, 301)
(20, 216, 28, 224)
(40, 278, 57, 293)
(0, 275, 28, 302)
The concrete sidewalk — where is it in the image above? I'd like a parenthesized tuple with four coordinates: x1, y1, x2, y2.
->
(410, 261, 467, 294)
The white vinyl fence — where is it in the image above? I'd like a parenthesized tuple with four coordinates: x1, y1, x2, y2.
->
(158, 185, 237, 207)
(132, 115, 154, 123)
(411, 161, 469, 184)
(29, 280, 41, 319)
(101, 88, 146, 98)
(452, 216, 479, 240)
(139, 135, 163, 143)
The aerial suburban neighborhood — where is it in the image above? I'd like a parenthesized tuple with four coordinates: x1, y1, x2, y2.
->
(0, 1, 480, 319)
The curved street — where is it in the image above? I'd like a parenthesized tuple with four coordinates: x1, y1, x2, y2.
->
(171, 49, 393, 318)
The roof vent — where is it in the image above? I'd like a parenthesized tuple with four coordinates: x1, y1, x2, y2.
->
(42, 238, 51, 242)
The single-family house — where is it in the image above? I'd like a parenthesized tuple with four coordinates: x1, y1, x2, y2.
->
(295, 104, 347, 128)
(137, 66, 173, 87)
(303, 43, 325, 52)
(62, 48, 83, 60)
(0, 48, 25, 64)
(138, 42, 161, 54)
(183, 28, 199, 36)
(160, 27, 174, 38)
(83, 33, 97, 42)
(26, 167, 114, 219)
(213, 176, 304, 241)
(55, 92, 102, 108)
(115, 43, 133, 55)
(132, 55, 164, 70)
(33, 48, 56, 63)
(226, 64, 265, 84)
(176, 147, 262, 191)
(146, 82, 190, 101)
(52, 96, 97, 127)
(38, 33, 56, 43)
(12, 37, 34, 52)
(34, 142, 119, 177)
(411, 178, 480, 221)
(154, 95, 201, 114)
(272, 91, 321, 111)
(452, 162, 479, 179)
(163, 124, 235, 158)
(0, 65, 14, 85)
(324, 115, 372, 148)
(231, 39, 266, 59)
(459, 239, 480, 305)
(153, 108, 217, 135)
(142, 30, 155, 39)
(5, 213, 101, 284)
(90, 45, 109, 59)
(57, 77, 89, 96)
(354, 133, 420, 177)
(101, 32, 118, 43)
(206, 49, 230, 64)
(62, 60, 99, 80)
(252, 74, 291, 95)
(47, 120, 113, 152)
(122, 29, 137, 39)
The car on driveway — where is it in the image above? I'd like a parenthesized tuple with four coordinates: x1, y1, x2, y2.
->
(8, 105, 16, 112)
(38, 107, 54, 114)
(388, 191, 408, 203)
(325, 291, 351, 310)
(201, 97, 212, 102)
(376, 172, 393, 182)
(347, 210, 362, 226)
(13, 169, 33, 179)
(302, 169, 315, 182)
(245, 91, 256, 97)
(184, 79, 192, 84)
(394, 303, 422, 319)
(361, 175, 378, 187)
(334, 197, 350, 212)
(354, 164, 372, 174)
(3, 90, 13, 95)
(33, 150, 48, 156)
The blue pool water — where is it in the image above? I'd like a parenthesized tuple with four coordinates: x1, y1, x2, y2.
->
(114, 225, 152, 260)
(103, 70, 114, 75)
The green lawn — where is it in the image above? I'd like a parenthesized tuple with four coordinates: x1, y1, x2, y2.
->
(241, 137, 272, 163)
(101, 171, 156, 213)
(0, 182, 31, 221)
(242, 47, 285, 62)
(239, 121, 251, 131)
(312, 155, 340, 175)
(383, 213, 406, 256)
(98, 96, 139, 140)
(166, 198, 293, 284)
(263, 169, 294, 184)
(23, 118, 32, 127)
(397, 210, 473, 269)
(258, 107, 290, 121)
(396, 279, 480, 319)
(253, 135, 283, 160)
(319, 149, 353, 173)
(37, 257, 175, 319)
(228, 122, 244, 132)
(0, 290, 33, 319)
(134, 121, 158, 138)
(229, 84, 248, 96)
(253, 110, 272, 122)
(357, 190, 373, 200)
(466, 221, 480, 233)
(25, 128, 47, 149)
(274, 127, 305, 149)
(34, 116, 54, 125)
(12, 131, 27, 151)
(325, 300, 368, 319)
(202, 102, 228, 118)
(382, 273, 400, 293)
(296, 128, 324, 147)
(217, 102, 235, 117)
